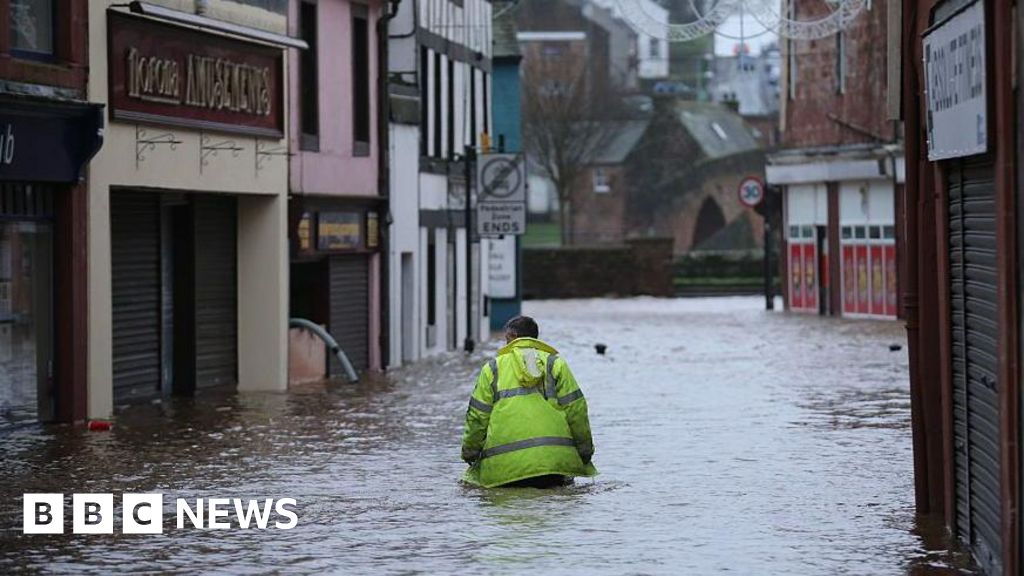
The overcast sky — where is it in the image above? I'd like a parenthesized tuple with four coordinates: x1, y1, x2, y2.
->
(713, 13, 778, 56)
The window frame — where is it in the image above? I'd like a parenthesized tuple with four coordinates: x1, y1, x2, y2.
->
(9, 0, 57, 62)
(299, 0, 320, 151)
(351, 3, 371, 156)
(593, 167, 611, 194)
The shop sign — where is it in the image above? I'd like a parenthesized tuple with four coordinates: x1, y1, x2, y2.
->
(488, 236, 517, 299)
(923, 0, 986, 161)
(108, 11, 284, 138)
(317, 212, 362, 251)
(296, 212, 312, 252)
(0, 103, 104, 183)
(366, 212, 379, 249)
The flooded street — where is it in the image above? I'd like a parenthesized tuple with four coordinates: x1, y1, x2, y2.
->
(0, 297, 970, 574)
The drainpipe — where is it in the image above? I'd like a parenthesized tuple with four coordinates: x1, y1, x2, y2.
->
(377, 0, 402, 370)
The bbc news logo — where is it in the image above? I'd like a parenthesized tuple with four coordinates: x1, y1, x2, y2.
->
(23, 494, 298, 534)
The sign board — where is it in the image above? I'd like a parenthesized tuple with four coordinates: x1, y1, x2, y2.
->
(737, 176, 765, 208)
(108, 11, 284, 138)
(488, 236, 517, 299)
(477, 154, 527, 236)
(923, 0, 986, 161)
(317, 212, 362, 251)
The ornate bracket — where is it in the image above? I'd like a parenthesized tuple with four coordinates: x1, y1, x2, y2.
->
(136, 125, 182, 169)
(200, 132, 244, 173)
(255, 139, 292, 176)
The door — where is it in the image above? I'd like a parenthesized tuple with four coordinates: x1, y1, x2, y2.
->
(401, 252, 414, 364)
(193, 196, 237, 390)
(948, 156, 1002, 575)
(111, 192, 161, 402)
(329, 255, 370, 375)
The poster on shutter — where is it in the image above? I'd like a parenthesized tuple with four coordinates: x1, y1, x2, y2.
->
(885, 245, 898, 317)
(790, 244, 803, 310)
(843, 245, 856, 314)
(857, 245, 869, 314)
(488, 236, 517, 299)
(870, 246, 884, 315)
(803, 243, 817, 310)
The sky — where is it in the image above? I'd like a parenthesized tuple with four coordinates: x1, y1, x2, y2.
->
(713, 13, 778, 56)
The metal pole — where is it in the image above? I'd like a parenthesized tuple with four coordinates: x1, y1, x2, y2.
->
(764, 218, 774, 310)
(464, 145, 476, 353)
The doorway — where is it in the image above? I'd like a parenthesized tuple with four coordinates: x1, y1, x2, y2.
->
(401, 252, 414, 364)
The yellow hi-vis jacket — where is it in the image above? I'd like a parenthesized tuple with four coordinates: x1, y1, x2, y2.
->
(461, 337, 597, 487)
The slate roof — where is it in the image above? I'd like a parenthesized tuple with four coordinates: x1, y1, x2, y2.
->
(674, 101, 761, 160)
(586, 120, 650, 164)
(492, 1, 522, 59)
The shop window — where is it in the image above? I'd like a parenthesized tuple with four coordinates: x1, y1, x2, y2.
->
(801, 225, 814, 239)
(789, 225, 800, 239)
(593, 168, 611, 194)
(883, 225, 896, 239)
(854, 226, 866, 239)
(299, 0, 319, 150)
(869, 225, 881, 239)
(352, 5, 370, 156)
(841, 226, 852, 240)
(10, 0, 54, 59)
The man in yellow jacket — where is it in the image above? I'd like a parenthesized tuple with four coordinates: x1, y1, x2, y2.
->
(461, 316, 597, 488)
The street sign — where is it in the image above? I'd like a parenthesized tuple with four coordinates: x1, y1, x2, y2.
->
(488, 235, 517, 298)
(477, 153, 527, 236)
(737, 176, 765, 208)
(477, 154, 526, 202)
(478, 203, 525, 236)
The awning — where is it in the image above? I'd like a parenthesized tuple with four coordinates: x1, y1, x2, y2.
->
(0, 95, 104, 183)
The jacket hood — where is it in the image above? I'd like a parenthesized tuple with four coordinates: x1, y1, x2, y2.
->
(498, 338, 558, 388)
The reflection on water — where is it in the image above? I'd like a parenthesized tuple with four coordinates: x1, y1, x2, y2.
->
(0, 297, 976, 574)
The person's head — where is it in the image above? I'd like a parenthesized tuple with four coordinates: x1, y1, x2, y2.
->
(504, 315, 539, 343)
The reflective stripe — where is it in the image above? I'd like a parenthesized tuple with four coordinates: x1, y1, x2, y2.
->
(545, 354, 558, 400)
(488, 358, 498, 401)
(496, 386, 541, 400)
(480, 436, 576, 459)
(468, 397, 492, 413)
(557, 389, 584, 406)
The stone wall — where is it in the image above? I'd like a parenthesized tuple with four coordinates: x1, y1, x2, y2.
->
(523, 238, 674, 299)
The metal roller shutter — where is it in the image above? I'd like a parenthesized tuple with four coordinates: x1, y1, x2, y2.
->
(329, 255, 369, 375)
(193, 196, 237, 389)
(111, 192, 161, 401)
(948, 155, 1002, 575)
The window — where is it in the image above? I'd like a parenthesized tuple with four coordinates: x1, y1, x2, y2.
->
(352, 5, 370, 155)
(835, 31, 846, 94)
(433, 51, 442, 157)
(469, 66, 477, 148)
(427, 231, 436, 326)
(649, 37, 660, 59)
(482, 72, 489, 140)
(593, 168, 610, 194)
(447, 57, 455, 158)
(420, 47, 429, 157)
(542, 43, 564, 59)
(10, 0, 54, 59)
(299, 1, 319, 150)
(786, 2, 797, 101)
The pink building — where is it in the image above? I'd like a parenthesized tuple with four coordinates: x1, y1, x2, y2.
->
(287, 0, 387, 378)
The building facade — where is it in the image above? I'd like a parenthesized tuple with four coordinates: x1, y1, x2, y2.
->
(288, 0, 386, 379)
(768, 0, 903, 319)
(387, 0, 493, 367)
(900, 0, 1020, 574)
(0, 0, 103, 424)
(87, 1, 296, 418)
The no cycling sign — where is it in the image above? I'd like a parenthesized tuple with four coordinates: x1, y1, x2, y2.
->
(477, 154, 526, 236)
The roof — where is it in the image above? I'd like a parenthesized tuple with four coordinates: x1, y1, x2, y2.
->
(585, 120, 650, 164)
(492, 1, 521, 59)
(674, 101, 761, 160)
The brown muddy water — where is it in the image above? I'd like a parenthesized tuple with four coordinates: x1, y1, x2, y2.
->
(0, 297, 976, 574)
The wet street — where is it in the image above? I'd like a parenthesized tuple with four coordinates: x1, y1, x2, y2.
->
(0, 297, 972, 574)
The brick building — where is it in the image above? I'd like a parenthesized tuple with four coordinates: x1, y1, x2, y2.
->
(767, 0, 904, 319)
(569, 100, 765, 254)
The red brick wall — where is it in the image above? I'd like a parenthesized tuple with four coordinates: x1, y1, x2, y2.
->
(782, 0, 893, 148)
(570, 165, 627, 245)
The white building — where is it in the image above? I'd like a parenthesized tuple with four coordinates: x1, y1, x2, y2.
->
(387, 0, 493, 366)
(589, 0, 669, 81)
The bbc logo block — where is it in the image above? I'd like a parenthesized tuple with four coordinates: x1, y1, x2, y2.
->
(23, 493, 164, 535)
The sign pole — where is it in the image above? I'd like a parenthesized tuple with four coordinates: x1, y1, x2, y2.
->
(764, 219, 774, 311)
(464, 145, 476, 353)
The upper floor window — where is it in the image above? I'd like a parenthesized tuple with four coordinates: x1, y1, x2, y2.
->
(649, 37, 660, 59)
(10, 0, 54, 59)
(299, 0, 319, 150)
(352, 4, 371, 155)
(835, 31, 846, 94)
(593, 168, 610, 194)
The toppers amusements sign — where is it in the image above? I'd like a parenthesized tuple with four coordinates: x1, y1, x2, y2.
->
(108, 11, 284, 138)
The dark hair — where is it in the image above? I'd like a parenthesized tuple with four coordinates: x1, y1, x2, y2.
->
(504, 316, 539, 339)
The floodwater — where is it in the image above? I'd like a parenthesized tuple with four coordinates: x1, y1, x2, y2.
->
(0, 297, 976, 574)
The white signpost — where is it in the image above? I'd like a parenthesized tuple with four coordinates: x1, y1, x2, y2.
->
(488, 235, 517, 299)
(477, 154, 527, 237)
(923, 0, 987, 161)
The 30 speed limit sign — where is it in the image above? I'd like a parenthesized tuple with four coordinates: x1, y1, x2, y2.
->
(737, 176, 765, 208)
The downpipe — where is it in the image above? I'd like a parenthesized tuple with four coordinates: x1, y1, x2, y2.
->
(289, 318, 359, 383)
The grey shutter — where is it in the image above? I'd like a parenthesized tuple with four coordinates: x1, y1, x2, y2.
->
(948, 155, 1002, 576)
(329, 255, 369, 375)
(193, 196, 237, 389)
(111, 192, 161, 401)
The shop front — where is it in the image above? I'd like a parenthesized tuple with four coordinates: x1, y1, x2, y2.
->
(87, 3, 296, 417)
(290, 199, 382, 377)
(0, 97, 103, 424)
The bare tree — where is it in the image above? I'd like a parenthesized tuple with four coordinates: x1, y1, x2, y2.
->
(522, 57, 622, 245)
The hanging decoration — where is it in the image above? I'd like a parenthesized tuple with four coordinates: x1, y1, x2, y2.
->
(613, 0, 868, 42)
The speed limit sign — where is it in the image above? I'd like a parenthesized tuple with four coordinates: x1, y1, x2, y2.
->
(737, 176, 765, 208)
